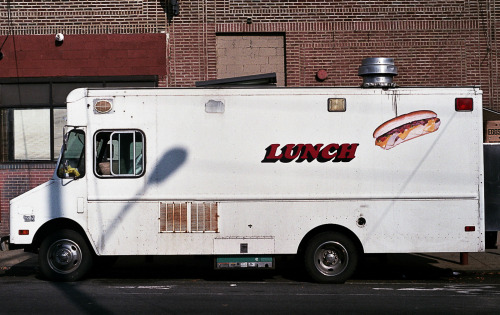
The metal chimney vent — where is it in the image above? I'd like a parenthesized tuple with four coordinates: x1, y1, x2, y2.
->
(358, 57, 398, 88)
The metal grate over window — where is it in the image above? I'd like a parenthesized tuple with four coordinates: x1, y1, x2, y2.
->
(159, 202, 218, 233)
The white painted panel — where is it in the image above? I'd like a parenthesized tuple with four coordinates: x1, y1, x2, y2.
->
(83, 88, 482, 202)
(213, 237, 275, 254)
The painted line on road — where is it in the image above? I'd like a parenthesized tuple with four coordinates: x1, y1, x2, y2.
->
(112, 286, 173, 290)
(373, 285, 500, 295)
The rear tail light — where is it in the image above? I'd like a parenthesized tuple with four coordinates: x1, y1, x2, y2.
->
(456, 98, 473, 111)
(464, 226, 475, 232)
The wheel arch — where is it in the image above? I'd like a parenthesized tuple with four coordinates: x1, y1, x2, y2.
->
(297, 224, 364, 257)
(31, 218, 94, 255)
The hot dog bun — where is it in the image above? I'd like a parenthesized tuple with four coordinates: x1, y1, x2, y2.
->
(373, 110, 441, 150)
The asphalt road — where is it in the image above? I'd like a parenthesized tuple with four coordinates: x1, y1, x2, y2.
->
(1, 276, 500, 314)
(1, 255, 500, 314)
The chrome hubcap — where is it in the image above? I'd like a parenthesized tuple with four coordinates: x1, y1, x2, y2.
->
(47, 239, 82, 274)
(314, 241, 349, 276)
(324, 250, 339, 265)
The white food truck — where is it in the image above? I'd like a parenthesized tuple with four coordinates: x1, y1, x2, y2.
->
(7, 62, 485, 283)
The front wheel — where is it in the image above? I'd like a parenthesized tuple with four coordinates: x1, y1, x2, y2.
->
(303, 231, 358, 283)
(39, 229, 93, 281)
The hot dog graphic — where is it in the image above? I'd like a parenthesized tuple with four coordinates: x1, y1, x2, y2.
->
(373, 110, 441, 150)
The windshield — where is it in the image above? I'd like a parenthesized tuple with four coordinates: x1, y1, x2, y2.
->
(57, 129, 85, 179)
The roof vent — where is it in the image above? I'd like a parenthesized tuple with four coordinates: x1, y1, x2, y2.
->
(358, 57, 398, 88)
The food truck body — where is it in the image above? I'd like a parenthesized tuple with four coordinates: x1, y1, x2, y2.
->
(9, 86, 484, 282)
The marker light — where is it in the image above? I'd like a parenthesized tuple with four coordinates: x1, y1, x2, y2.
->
(19, 230, 29, 235)
(464, 226, 475, 232)
(328, 98, 346, 112)
(205, 100, 225, 113)
(94, 100, 113, 114)
(456, 98, 473, 111)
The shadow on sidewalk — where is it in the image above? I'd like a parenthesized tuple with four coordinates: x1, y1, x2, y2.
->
(0, 255, 38, 278)
(352, 253, 457, 281)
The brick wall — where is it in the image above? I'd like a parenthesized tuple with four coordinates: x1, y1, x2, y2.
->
(0, 34, 166, 78)
(0, 1, 497, 108)
(0, 165, 54, 236)
(0, 0, 166, 35)
(168, 0, 498, 110)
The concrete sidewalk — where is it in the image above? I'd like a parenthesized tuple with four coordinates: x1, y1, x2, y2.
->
(0, 248, 37, 271)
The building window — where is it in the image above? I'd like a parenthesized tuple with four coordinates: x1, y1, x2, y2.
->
(0, 76, 156, 163)
(0, 108, 66, 161)
(13, 109, 51, 160)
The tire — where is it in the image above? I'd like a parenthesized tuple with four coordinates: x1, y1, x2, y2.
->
(303, 231, 358, 284)
(39, 229, 93, 281)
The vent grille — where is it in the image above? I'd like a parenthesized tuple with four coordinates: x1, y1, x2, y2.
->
(93, 99, 113, 114)
(191, 202, 218, 232)
(160, 202, 218, 233)
(160, 202, 188, 232)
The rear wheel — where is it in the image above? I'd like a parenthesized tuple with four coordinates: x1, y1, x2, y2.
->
(39, 229, 93, 281)
(304, 231, 358, 283)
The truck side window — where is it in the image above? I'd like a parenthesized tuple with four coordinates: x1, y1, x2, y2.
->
(94, 130, 144, 177)
(57, 129, 85, 179)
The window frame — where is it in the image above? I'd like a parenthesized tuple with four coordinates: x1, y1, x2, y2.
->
(56, 128, 86, 179)
(1, 105, 63, 163)
(0, 76, 157, 164)
(94, 129, 146, 179)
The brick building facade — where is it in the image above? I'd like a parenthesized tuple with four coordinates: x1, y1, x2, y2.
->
(0, 0, 499, 236)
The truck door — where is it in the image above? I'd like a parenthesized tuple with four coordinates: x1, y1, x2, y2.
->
(87, 129, 156, 255)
